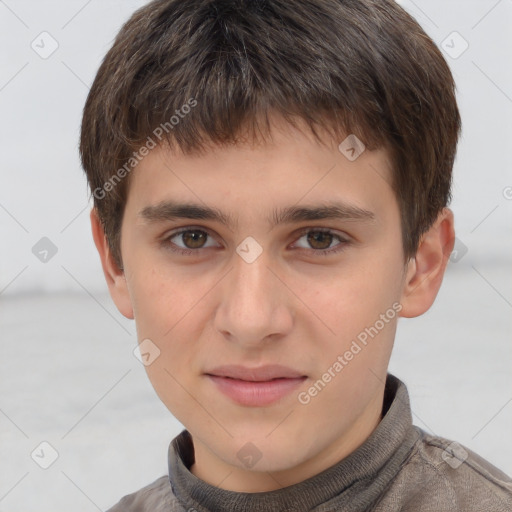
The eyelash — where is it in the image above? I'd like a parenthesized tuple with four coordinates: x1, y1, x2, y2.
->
(161, 227, 350, 257)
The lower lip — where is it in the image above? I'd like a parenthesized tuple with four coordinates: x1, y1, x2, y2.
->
(207, 375, 307, 407)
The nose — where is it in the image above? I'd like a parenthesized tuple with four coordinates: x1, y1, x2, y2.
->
(213, 247, 294, 348)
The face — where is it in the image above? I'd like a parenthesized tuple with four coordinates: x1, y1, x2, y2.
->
(102, 115, 434, 491)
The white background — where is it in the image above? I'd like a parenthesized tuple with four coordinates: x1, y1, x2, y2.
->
(0, 0, 511, 510)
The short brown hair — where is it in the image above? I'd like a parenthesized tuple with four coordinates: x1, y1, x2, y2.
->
(80, 0, 461, 269)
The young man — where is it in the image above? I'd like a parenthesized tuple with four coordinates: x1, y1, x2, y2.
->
(80, 0, 512, 510)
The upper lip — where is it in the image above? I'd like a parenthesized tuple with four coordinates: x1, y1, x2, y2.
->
(205, 364, 306, 382)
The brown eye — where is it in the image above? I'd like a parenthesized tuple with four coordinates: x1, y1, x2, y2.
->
(181, 230, 208, 249)
(306, 231, 334, 250)
(163, 228, 220, 255)
(293, 228, 349, 256)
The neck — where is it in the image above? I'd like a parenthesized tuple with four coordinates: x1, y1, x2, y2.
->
(190, 387, 385, 492)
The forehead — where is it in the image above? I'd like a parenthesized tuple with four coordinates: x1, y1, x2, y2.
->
(124, 117, 396, 228)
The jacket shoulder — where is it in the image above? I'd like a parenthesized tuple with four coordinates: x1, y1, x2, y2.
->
(375, 428, 512, 511)
(106, 475, 184, 512)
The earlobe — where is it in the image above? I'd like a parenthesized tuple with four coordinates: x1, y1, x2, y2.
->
(90, 208, 134, 320)
(399, 208, 455, 318)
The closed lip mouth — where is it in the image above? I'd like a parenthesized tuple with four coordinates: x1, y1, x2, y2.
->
(205, 364, 307, 382)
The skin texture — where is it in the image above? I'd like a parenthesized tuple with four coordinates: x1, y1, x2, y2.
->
(91, 115, 455, 493)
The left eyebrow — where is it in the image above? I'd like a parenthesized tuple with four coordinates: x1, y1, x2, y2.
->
(271, 203, 376, 227)
(138, 200, 376, 230)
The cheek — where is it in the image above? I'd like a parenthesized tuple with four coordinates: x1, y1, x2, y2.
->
(128, 260, 188, 332)
(132, 270, 207, 418)
(295, 249, 404, 368)
(128, 262, 216, 367)
(310, 259, 402, 330)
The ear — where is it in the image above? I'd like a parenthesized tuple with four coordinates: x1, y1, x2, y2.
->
(90, 208, 134, 319)
(399, 208, 455, 318)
